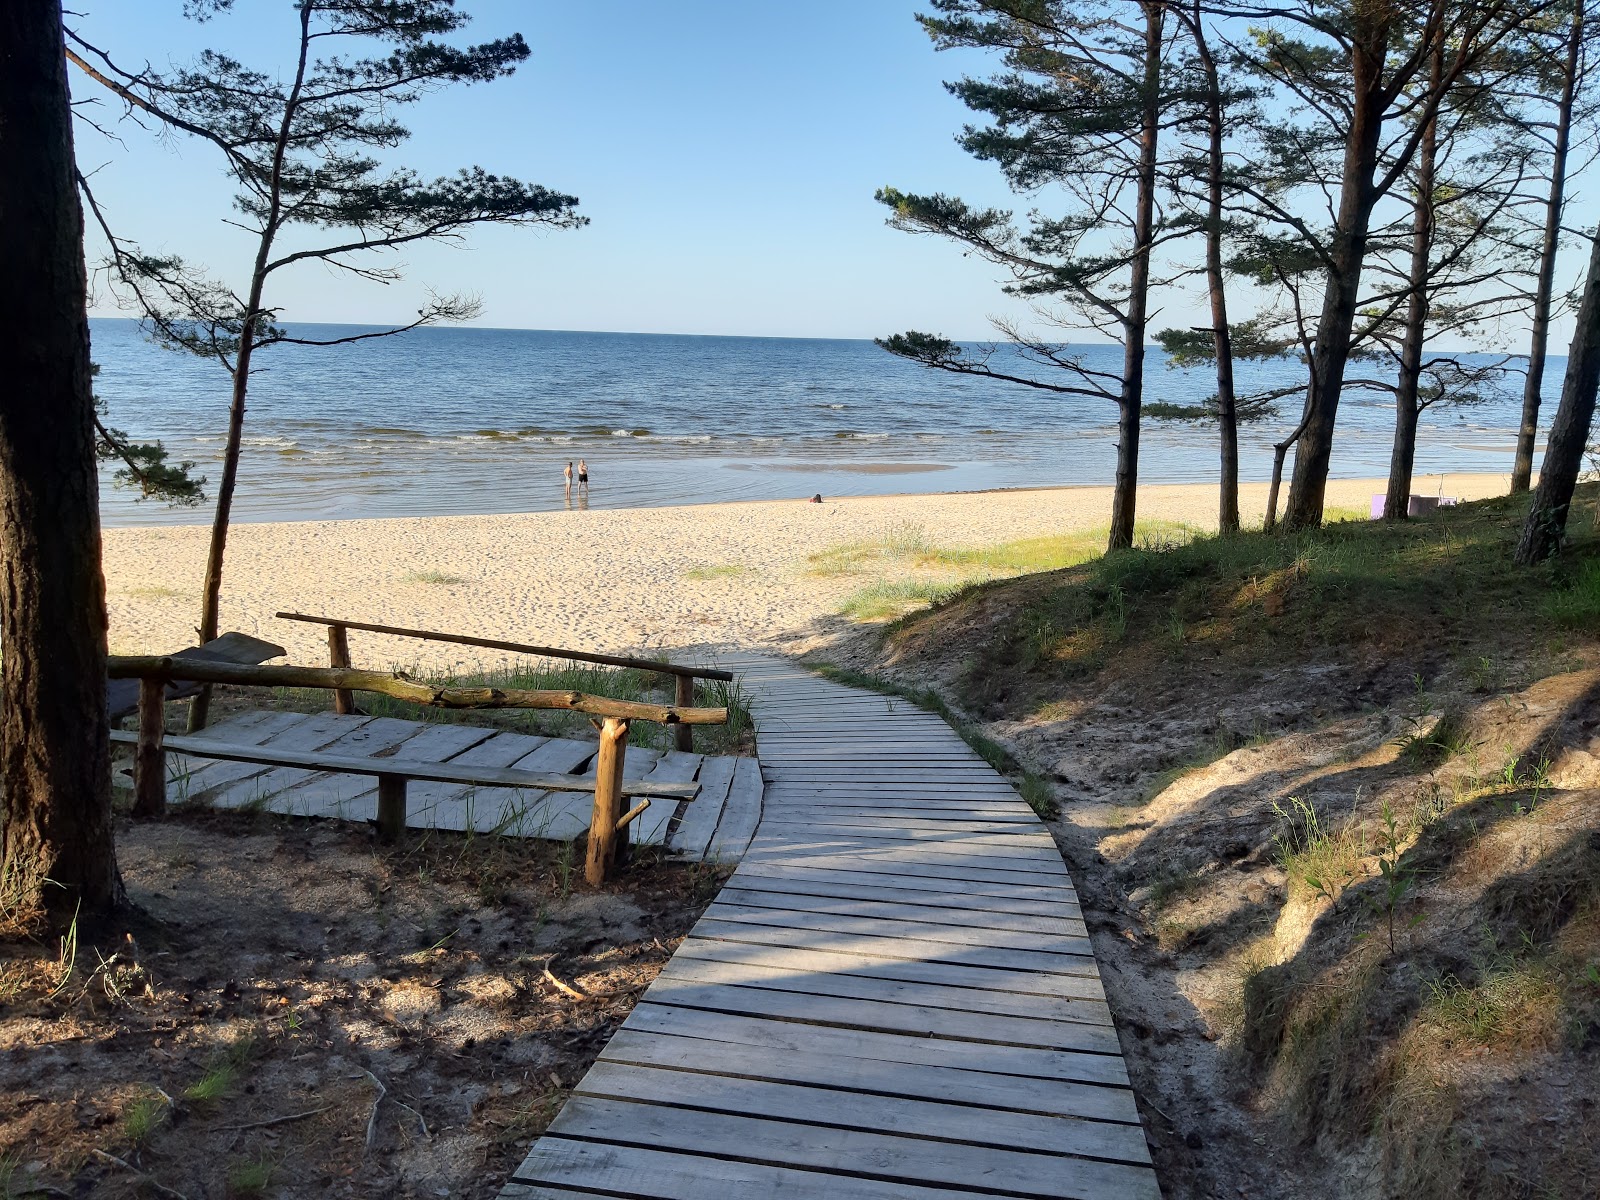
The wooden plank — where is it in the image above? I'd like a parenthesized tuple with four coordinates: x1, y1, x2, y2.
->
(669, 754, 736, 858)
(706, 757, 762, 860)
(117, 727, 698, 800)
(730, 860, 1080, 913)
(598, 1026, 1139, 1123)
(655, 949, 1112, 1028)
(734, 848, 1074, 890)
(539, 1098, 1159, 1200)
(632, 749, 704, 845)
(206, 716, 427, 809)
(265, 721, 500, 813)
(716, 884, 1084, 936)
(574, 1059, 1148, 1164)
(702, 901, 1093, 958)
(690, 916, 1100, 981)
(620, 1003, 1130, 1089)
(674, 934, 1106, 1004)
(402, 730, 549, 815)
(512, 1140, 992, 1200)
(742, 842, 1065, 882)
(172, 712, 372, 801)
(754, 816, 1059, 843)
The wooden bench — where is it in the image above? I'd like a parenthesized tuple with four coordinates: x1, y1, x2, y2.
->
(108, 728, 698, 841)
(107, 653, 730, 882)
(106, 632, 286, 721)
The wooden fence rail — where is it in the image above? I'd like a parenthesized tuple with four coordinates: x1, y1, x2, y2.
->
(108, 654, 728, 884)
(275, 611, 732, 753)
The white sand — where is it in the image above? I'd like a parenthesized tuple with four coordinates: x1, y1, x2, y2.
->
(102, 473, 1516, 669)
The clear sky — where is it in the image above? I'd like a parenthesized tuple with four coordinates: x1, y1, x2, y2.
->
(68, 1, 1589, 349)
(70, 0, 1050, 341)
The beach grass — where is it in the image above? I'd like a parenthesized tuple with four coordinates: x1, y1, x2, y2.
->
(819, 519, 1202, 621)
(683, 563, 750, 581)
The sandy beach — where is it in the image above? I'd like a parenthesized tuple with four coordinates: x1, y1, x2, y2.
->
(103, 472, 1517, 668)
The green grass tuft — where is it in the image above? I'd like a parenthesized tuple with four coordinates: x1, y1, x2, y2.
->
(399, 569, 468, 585)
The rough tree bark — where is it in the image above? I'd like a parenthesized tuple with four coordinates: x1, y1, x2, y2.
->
(1192, 0, 1240, 534)
(1512, 1, 1585, 494)
(1516, 225, 1600, 563)
(1110, 1, 1165, 551)
(0, 0, 122, 918)
(1384, 41, 1443, 521)
(1283, 28, 1390, 529)
(187, 3, 312, 733)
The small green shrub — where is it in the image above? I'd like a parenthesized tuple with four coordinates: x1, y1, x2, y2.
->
(1545, 556, 1600, 630)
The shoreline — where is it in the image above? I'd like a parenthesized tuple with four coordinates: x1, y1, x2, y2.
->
(102, 472, 1520, 668)
(101, 468, 1513, 534)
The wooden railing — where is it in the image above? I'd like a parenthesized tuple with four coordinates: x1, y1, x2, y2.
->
(275, 611, 734, 752)
(108, 655, 728, 884)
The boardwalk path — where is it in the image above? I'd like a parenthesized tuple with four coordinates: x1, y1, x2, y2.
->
(504, 654, 1158, 1199)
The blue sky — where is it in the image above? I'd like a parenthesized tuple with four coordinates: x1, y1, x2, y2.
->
(70, 0, 1049, 341)
(68, 2, 1589, 349)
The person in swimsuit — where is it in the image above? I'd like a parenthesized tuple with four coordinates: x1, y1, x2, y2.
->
(563, 460, 573, 498)
(577, 458, 589, 496)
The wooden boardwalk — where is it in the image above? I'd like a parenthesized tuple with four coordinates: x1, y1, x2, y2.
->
(503, 654, 1158, 1200)
(118, 710, 761, 860)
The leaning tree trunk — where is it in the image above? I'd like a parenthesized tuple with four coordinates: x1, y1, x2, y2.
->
(1384, 41, 1441, 521)
(1191, 0, 1239, 534)
(1512, 2, 1584, 495)
(1284, 32, 1389, 530)
(1516, 226, 1600, 564)
(1109, 2, 1165, 552)
(0, 0, 122, 919)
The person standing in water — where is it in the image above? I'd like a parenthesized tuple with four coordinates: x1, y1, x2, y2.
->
(577, 458, 589, 497)
(563, 460, 573, 499)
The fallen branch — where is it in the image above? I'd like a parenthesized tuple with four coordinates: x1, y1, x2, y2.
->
(359, 1068, 386, 1152)
(542, 962, 650, 1002)
(211, 1104, 334, 1132)
(92, 1150, 190, 1200)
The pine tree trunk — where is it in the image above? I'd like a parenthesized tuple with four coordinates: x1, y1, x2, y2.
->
(1512, 3, 1584, 494)
(1384, 42, 1441, 521)
(1194, 0, 1238, 533)
(1110, 2, 1165, 552)
(188, 2, 312, 733)
(0, 0, 122, 919)
(1516, 227, 1600, 564)
(1284, 30, 1389, 530)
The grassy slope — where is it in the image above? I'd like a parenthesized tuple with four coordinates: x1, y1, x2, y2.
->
(841, 488, 1600, 1200)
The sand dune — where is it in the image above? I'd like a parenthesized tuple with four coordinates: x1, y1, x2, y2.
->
(102, 473, 1516, 668)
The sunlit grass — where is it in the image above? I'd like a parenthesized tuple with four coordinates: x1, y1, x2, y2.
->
(683, 563, 750, 581)
(818, 520, 1198, 622)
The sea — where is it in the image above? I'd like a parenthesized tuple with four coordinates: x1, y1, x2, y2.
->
(89, 318, 1551, 528)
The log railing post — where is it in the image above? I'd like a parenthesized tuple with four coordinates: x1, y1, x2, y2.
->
(328, 623, 355, 714)
(376, 773, 407, 841)
(673, 674, 695, 753)
(585, 717, 630, 885)
(133, 676, 168, 818)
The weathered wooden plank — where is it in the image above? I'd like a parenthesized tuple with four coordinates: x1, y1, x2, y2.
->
(207, 716, 427, 809)
(655, 949, 1112, 1027)
(706, 756, 762, 860)
(512, 1140, 991, 1200)
(176, 712, 373, 802)
(729, 860, 1080, 913)
(539, 1098, 1159, 1200)
(620, 1004, 1130, 1089)
(742, 842, 1066, 883)
(632, 749, 704, 845)
(716, 884, 1085, 936)
(267, 720, 500, 813)
(669, 754, 736, 859)
(576, 1059, 1147, 1164)
(702, 901, 1094, 958)
(673, 934, 1106, 1004)
(598, 1026, 1139, 1123)
(690, 916, 1100, 982)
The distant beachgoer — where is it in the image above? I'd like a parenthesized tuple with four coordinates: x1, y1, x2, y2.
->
(577, 458, 589, 496)
(809, 493, 823, 504)
(563, 460, 573, 497)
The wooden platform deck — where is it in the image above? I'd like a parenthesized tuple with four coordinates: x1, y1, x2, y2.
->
(503, 654, 1158, 1200)
(115, 710, 761, 859)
